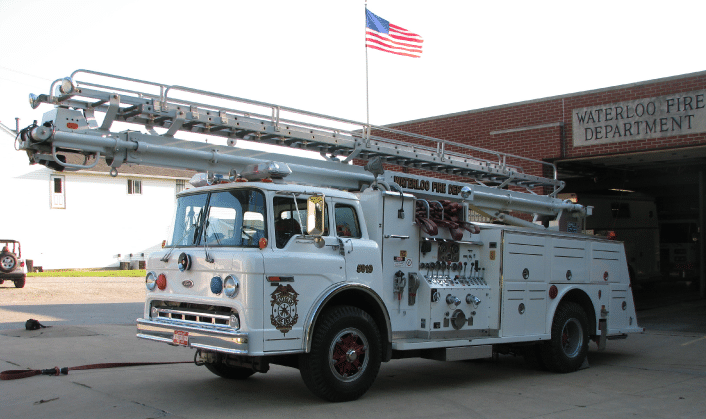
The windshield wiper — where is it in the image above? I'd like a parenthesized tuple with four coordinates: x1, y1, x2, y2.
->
(160, 223, 197, 262)
(203, 220, 215, 263)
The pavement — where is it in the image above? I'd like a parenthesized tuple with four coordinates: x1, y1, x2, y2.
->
(1, 278, 705, 418)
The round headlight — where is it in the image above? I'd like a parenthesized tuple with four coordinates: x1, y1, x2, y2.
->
(146, 271, 157, 291)
(224, 275, 239, 298)
(210, 276, 223, 295)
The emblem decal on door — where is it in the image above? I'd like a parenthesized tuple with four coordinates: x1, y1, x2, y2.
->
(270, 284, 299, 335)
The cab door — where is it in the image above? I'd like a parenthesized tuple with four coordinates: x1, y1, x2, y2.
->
(333, 198, 382, 293)
(263, 196, 345, 352)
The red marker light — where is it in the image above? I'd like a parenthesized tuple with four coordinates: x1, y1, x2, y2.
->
(156, 273, 167, 290)
(549, 285, 558, 299)
(259, 237, 268, 249)
(67, 122, 79, 129)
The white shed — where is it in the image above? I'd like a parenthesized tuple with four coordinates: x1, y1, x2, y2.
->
(0, 121, 194, 269)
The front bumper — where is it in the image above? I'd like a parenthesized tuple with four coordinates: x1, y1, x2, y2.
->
(136, 318, 249, 354)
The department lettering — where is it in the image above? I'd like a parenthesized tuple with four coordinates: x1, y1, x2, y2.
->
(584, 115, 695, 140)
(572, 91, 706, 146)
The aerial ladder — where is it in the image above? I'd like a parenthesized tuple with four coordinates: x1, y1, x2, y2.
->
(17, 69, 586, 227)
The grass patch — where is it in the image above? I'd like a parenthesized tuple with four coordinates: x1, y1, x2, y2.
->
(28, 270, 146, 278)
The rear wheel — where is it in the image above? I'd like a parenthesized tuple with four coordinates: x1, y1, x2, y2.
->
(14, 277, 26, 288)
(0, 252, 17, 273)
(299, 305, 382, 402)
(541, 302, 589, 373)
(204, 362, 255, 380)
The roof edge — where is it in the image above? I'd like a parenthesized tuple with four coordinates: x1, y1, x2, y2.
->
(387, 69, 706, 127)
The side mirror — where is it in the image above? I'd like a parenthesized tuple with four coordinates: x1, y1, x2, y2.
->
(307, 195, 325, 236)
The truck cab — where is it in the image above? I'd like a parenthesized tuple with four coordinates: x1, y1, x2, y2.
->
(138, 181, 384, 355)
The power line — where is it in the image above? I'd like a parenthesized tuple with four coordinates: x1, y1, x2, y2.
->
(0, 66, 53, 82)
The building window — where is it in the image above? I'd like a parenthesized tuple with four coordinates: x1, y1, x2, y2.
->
(50, 175, 65, 209)
(128, 179, 142, 195)
(176, 179, 186, 194)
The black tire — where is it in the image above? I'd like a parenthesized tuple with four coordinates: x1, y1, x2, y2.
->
(14, 277, 26, 289)
(0, 252, 17, 273)
(204, 362, 255, 380)
(299, 305, 382, 402)
(541, 302, 589, 373)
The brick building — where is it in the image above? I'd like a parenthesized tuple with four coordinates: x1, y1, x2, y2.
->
(385, 71, 706, 291)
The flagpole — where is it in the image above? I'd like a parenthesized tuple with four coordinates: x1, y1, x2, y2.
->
(365, 1, 370, 132)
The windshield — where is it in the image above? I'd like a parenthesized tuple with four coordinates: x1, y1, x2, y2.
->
(169, 193, 208, 247)
(168, 189, 267, 248)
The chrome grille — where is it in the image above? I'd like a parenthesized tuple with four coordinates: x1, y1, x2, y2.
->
(151, 301, 235, 328)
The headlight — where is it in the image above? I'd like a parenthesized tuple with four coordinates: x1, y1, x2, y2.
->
(145, 271, 157, 291)
(224, 275, 240, 298)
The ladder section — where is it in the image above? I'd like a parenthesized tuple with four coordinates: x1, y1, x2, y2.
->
(29, 70, 564, 193)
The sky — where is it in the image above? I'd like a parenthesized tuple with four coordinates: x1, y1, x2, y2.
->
(2, 0, 706, 134)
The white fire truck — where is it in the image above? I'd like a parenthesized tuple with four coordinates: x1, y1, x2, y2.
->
(16, 70, 641, 402)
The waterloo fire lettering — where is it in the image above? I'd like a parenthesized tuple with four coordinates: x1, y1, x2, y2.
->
(394, 175, 430, 191)
(572, 91, 706, 146)
(393, 175, 464, 197)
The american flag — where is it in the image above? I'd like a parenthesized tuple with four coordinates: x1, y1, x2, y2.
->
(365, 9, 423, 58)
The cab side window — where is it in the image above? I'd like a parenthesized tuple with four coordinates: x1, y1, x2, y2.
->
(273, 196, 329, 248)
(335, 204, 361, 238)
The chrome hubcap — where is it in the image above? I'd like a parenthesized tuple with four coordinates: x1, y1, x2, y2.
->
(329, 327, 369, 382)
(561, 318, 583, 358)
(346, 349, 358, 363)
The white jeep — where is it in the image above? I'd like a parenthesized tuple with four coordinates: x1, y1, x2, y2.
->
(0, 239, 26, 288)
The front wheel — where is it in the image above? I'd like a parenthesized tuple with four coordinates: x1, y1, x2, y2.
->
(204, 362, 255, 380)
(299, 305, 382, 402)
(541, 302, 589, 373)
